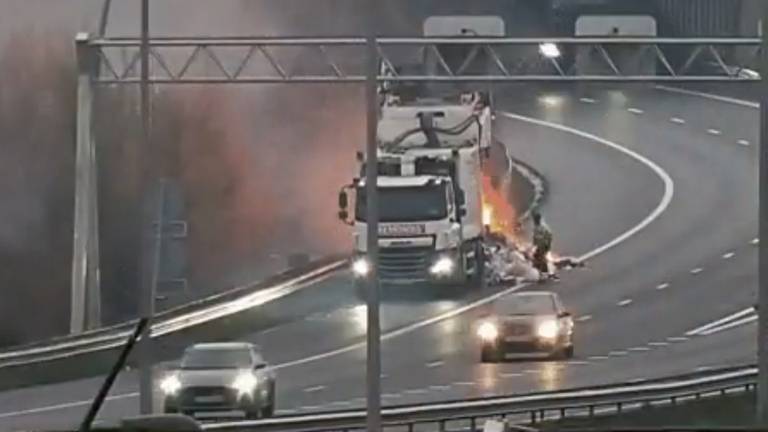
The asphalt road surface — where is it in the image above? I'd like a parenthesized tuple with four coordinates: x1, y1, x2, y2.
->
(0, 85, 758, 430)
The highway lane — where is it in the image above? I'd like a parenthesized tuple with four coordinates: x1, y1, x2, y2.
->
(0, 86, 758, 429)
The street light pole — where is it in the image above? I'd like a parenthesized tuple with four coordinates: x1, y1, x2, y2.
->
(364, 0, 381, 430)
(758, 2, 768, 425)
(138, 0, 154, 415)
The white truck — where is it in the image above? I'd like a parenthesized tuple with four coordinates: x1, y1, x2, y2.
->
(338, 91, 492, 287)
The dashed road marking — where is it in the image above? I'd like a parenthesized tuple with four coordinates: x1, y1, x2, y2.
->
(656, 283, 670, 290)
(670, 117, 686, 124)
(648, 341, 669, 347)
(738, 139, 751, 146)
(690, 267, 703, 274)
(454, 381, 475, 386)
(695, 366, 713, 372)
(501, 372, 523, 378)
(426, 360, 444, 368)
(276, 409, 297, 415)
(523, 369, 538, 374)
(628, 378, 647, 383)
(429, 385, 451, 392)
(609, 350, 628, 356)
(629, 347, 651, 352)
(617, 299, 633, 307)
(404, 388, 428, 395)
(579, 97, 596, 104)
(706, 128, 722, 136)
(668, 336, 689, 342)
(627, 107, 644, 114)
(300, 405, 321, 410)
(330, 400, 352, 406)
(304, 385, 325, 393)
(382, 393, 401, 398)
(588, 355, 609, 361)
(722, 252, 735, 259)
(752, 238, 760, 245)
(576, 315, 593, 322)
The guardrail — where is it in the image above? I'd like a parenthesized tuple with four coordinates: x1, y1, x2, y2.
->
(0, 257, 345, 369)
(207, 365, 757, 432)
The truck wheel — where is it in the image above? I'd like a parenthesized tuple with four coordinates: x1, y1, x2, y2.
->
(481, 346, 500, 363)
(471, 243, 486, 288)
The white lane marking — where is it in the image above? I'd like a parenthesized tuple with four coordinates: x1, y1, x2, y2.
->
(695, 366, 713, 372)
(609, 350, 628, 356)
(648, 341, 669, 347)
(523, 369, 538, 374)
(300, 405, 321, 410)
(752, 238, 760, 245)
(499, 112, 675, 263)
(670, 117, 686, 124)
(382, 393, 401, 398)
(706, 128, 722, 136)
(425, 360, 444, 368)
(429, 385, 451, 391)
(656, 283, 670, 290)
(566, 360, 590, 365)
(454, 381, 475, 386)
(500, 372, 522, 378)
(655, 85, 759, 109)
(627, 107, 644, 114)
(723, 252, 735, 259)
(668, 336, 689, 342)
(579, 97, 596, 104)
(303, 385, 325, 393)
(698, 315, 757, 336)
(276, 409, 297, 415)
(0, 392, 138, 419)
(738, 139, 751, 146)
(617, 299, 633, 307)
(0, 110, 678, 420)
(685, 307, 755, 336)
(628, 378, 647, 383)
(576, 315, 593, 322)
(690, 267, 703, 274)
(629, 347, 651, 352)
(588, 355, 609, 360)
(330, 400, 352, 406)
(403, 388, 429, 395)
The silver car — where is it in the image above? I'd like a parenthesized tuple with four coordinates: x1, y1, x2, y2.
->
(476, 291, 574, 362)
(161, 342, 276, 419)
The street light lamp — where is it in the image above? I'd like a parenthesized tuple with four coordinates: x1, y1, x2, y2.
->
(539, 42, 561, 59)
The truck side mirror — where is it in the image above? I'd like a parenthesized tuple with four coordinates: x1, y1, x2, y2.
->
(338, 190, 348, 210)
(456, 190, 466, 206)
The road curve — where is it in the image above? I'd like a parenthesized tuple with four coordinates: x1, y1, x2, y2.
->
(0, 86, 757, 430)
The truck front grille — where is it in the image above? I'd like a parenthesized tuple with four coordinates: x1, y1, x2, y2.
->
(378, 246, 432, 282)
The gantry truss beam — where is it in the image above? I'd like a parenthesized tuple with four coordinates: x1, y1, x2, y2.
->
(85, 37, 762, 84)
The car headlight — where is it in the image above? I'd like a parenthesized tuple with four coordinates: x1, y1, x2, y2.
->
(352, 257, 370, 277)
(160, 374, 181, 395)
(537, 319, 559, 339)
(232, 371, 258, 396)
(477, 321, 499, 341)
(430, 256, 454, 275)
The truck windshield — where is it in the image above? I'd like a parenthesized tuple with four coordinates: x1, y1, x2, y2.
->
(356, 183, 448, 222)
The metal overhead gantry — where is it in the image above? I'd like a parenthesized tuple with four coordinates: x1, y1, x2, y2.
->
(70, 26, 765, 429)
(82, 36, 762, 83)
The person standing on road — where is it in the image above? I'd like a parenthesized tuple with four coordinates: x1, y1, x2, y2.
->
(531, 210, 553, 278)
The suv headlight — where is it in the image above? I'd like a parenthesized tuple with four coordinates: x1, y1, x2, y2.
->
(352, 257, 370, 277)
(160, 374, 181, 395)
(537, 319, 559, 339)
(430, 256, 454, 275)
(232, 371, 258, 396)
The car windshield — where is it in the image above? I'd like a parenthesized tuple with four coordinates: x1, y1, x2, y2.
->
(356, 183, 448, 222)
(499, 295, 556, 315)
(181, 348, 253, 370)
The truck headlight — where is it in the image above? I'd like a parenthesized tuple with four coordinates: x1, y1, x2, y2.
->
(430, 256, 454, 275)
(232, 371, 258, 396)
(537, 319, 559, 340)
(477, 321, 499, 341)
(352, 257, 370, 277)
(160, 374, 181, 396)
